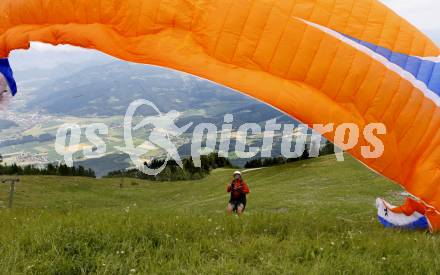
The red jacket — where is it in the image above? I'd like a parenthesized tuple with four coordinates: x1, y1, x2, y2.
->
(227, 179, 250, 199)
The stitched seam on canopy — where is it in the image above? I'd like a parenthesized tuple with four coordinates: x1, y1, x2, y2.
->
(360, 0, 374, 44)
(7, 0, 14, 25)
(396, 99, 431, 182)
(351, 58, 374, 100)
(332, 50, 356, 100)
(421, 33, 429, 57)
(331, 0, 357, 100)
(406, 22, 419, 57)
(250, 0, 277, 60)
(284, 18, 308, 79)
(304, 4, 334, 86)
(135, 0, 145, 36)
(83, 0, 89, 24)
(345, 1, 381, 114)
(301, 33, 326, 84)
(171, 1, 178, 28)
(98, 0, 102, 24)
(401, 105, 436, 169)
(387, 83, 412, 126)
(400, 54, 410, 75)
(315, 41, 342, 91)
(413, 60, 425, 88)
(412, 113, 440, 160)
(391, 16, 403, 55)
(212, 0, 234, 58)
(377, 8, 390, 53)
(427, 63, 439, 90)
(422, 62, 436, 88)
(360, 64, 388, 116)
(18, 0, 29, 25)
(153, 0, 163, 28)
(188, 0, 200, 31)
(40, 0, 47, 24)
(400, 99, 433, 144)
(230, 0, 255, 63)
(343, 0, 357, 39)
(397, 92, 424, 141)
(377, 72, 404, 120)
(267, 1, 296, 72)
(314, 0, 336, 90)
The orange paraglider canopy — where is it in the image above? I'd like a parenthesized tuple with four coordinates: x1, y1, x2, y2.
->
(0, 0, 439, 228)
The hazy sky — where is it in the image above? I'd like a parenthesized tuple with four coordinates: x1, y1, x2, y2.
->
(381, 0, 439, 34)
(10, 0, 440, 70)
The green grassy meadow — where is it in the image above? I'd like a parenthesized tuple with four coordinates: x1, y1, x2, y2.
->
(0, 155, 439, 274)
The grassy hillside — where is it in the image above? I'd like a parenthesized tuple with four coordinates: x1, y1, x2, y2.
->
(0, 155, 439, 274)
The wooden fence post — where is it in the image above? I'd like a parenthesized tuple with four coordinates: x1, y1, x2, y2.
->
(8, 178, 15, 208)
(1, 176, 19, 208)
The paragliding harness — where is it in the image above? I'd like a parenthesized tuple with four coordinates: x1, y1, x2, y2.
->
(229, 181, 247, 212)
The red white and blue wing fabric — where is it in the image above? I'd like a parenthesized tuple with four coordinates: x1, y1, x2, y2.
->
(376, 198, 429, 230)
(345, 35, 440, 104)
(299, 18, 440, 107)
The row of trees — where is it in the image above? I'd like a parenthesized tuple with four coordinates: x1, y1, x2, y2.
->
(245, 141, 335, 169)
(0, 155, 96, 177)
(106, 153, 232, 181)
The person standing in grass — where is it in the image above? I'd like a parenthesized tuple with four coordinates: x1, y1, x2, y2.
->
(227, 171, 250, 215)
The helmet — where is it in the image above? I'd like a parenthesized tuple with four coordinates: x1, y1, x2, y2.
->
(233, 171, 242, 176)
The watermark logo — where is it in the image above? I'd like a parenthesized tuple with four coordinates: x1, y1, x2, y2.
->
(54, 99, 387, 175)
(118, 99, 192, 175)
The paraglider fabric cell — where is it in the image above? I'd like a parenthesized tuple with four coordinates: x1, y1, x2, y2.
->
(0, 0, 439, 228)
